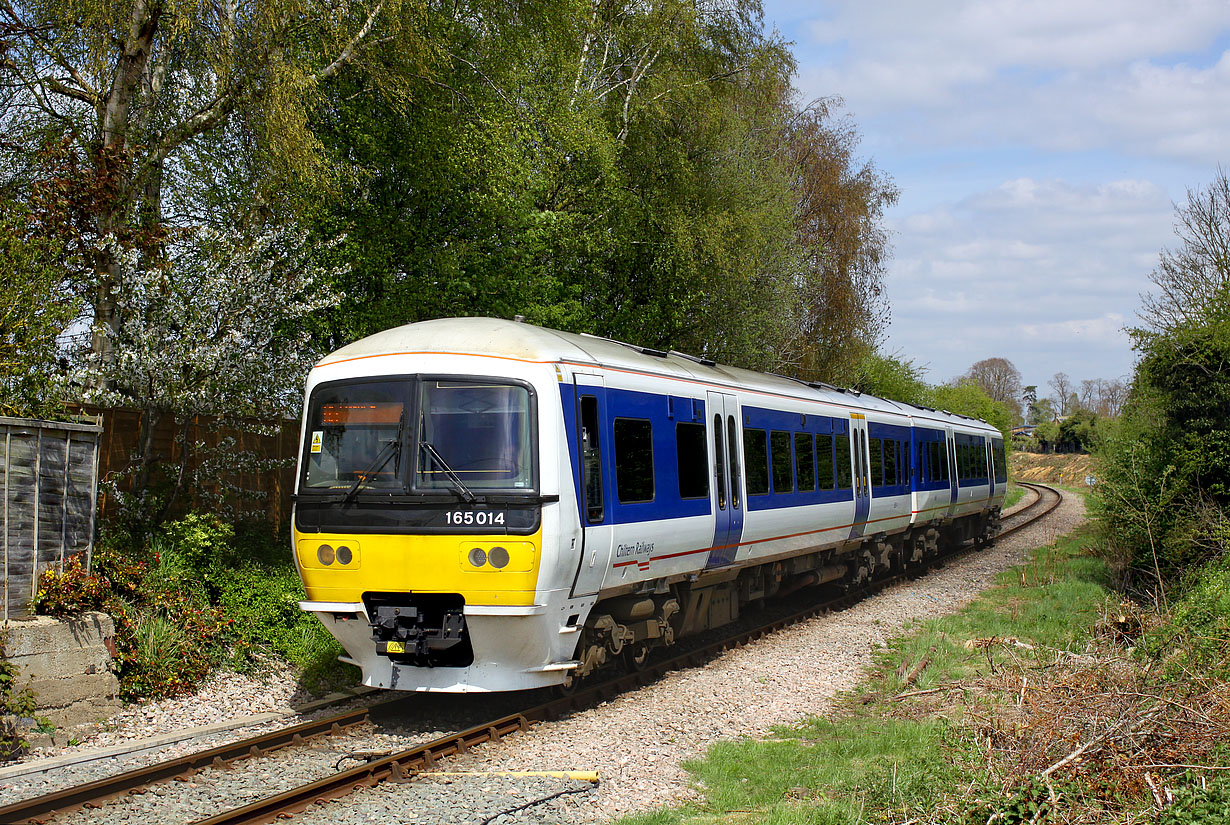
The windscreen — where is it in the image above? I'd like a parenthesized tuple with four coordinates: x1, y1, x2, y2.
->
(416, 381, 534, 491)
(303, 381, 408, 491)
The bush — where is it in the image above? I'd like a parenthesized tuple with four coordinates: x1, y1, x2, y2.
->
(33, 512, 354, 700)
(1141, 553, 1230, 680)
(1160, 775, 1230, 825)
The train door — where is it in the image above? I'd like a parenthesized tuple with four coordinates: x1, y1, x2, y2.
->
(985, 438, 995, 497)
(705, 391, 744, 568)
(849, 413, 871, 539)
(946, 429, 959, 511)
(570, 375, 613, 597)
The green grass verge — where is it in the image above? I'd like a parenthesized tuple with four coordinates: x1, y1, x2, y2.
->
(1003, 482, 1027, 510)
(616, 526, 1112, 825)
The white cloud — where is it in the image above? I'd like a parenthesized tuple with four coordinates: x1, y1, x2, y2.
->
(883, 178, 1170, 385)
(788, 1, 1230, 164)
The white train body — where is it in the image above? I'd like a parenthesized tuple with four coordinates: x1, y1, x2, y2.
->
(293, 318, 1006, 692)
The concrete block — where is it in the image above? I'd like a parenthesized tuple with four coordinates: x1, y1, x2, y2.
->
(2, 613, 115, 657)
(7, 646, 114, 680)
(26, 672, 120, 709)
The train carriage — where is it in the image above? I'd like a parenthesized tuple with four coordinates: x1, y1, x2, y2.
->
(293, 318, 1006, 692)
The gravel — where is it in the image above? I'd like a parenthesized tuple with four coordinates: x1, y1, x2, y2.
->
(5, 485, 1084, 825)
(294, 487, 1085, 825)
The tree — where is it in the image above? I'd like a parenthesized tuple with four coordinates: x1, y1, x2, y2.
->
(1048, 372, 1074, 416)
(1028, 397, 1056, 425)
(788, 99, 899, 382)
(296, 0, 896, 379)
(1, 0, 428, 375)
(81, 226, 340, 524)
(1078, 378, 1101, 412)
(1022, 384, 1037, 416)
(0, 199, 80, 415)
(1099, 377, 1130, 417)
(1139, 168, 1230, 335)
(1096, 170, 1230, 589)
(931, 379, 1013, 443)
(964, 357, 1022, 422)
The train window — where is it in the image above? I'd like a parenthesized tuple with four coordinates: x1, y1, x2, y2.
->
(613, 418, 654, 503)
(869, 437, 883, 487)
(835, 433, 852, 489)
(816, 434, 835, 489)
(931, 442, 943, 482)
(416, 380, 534, 491)
(993, 438, 1008, 483)
(580, 396, 603, 523)
(744, 427, 769, 495)
(727, 416, 742, 508)
(883, 439, 897, 486)
(713, 415, 727, 510)
(795, 433, 816, 492)
(770, 431, 793, 493)
(676, 423, 709, 500)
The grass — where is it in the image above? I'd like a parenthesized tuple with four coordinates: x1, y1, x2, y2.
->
(616, 525, 1116, 825)
(1003, 482, 1027, 509)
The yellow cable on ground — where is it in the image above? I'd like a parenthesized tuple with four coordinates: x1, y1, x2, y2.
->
(422, 771, 599, 782)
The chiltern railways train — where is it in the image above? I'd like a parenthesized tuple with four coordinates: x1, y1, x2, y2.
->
(293, 318, 1006, 692)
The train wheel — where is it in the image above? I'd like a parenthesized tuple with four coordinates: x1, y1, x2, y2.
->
(621, 642, 650, 672)
(554, 669, 579, 697)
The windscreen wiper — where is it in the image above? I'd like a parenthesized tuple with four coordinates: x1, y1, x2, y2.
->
(342, 413, 405, 505)
(419, 441, 478, 503)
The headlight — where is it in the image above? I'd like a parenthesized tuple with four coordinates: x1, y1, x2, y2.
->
(317, 544, 335, 565)
(468, 547, 487, 568)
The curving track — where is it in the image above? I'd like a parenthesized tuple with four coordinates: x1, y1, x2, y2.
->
(0, 483, 1063, 825)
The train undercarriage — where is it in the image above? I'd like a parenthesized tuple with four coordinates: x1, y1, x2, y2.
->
(564, 509, 1002, 687)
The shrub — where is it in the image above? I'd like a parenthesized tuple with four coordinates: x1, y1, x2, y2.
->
(33, 512, 354, 700)
(0, 632, 38, 760)
(1160, 775, 1230, 825)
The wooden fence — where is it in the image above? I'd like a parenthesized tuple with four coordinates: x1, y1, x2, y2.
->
(1, 416, 102, 620)
(0, 410, 300, 618)
(91, 408, 301, 526)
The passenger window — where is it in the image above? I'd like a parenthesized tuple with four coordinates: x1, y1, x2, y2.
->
(994, 439, 1007, 483)
(713, 415, 726, 510)
(795, 433, 815, 492)
(676, 422, 709, 500)
(869, 437, 883, 487)
(884, 439, 897, 486)
(770, 430, 793, 493)
(744, 427, 769, 495)
(834, 432, 852, 489)
(613, 418, 654, 503)
(816, 434, 834, 489)
(727, 416, 741, 508)
(580, 396, 603, 523)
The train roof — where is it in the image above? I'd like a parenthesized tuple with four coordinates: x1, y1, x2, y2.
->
(318, 317, 1000, 435)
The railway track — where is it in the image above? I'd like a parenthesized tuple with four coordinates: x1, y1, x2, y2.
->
(0, 483, 1063, 825)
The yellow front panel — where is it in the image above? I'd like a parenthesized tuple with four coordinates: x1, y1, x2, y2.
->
(295, 529, 542, 606)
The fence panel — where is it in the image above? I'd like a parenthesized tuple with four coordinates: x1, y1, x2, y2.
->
(1, 417, 101, 620)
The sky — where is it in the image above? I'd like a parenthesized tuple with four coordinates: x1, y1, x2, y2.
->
(759, 0, 1230, 395)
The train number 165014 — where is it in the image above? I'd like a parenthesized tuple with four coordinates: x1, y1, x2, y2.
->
(445, 511, 506, 526)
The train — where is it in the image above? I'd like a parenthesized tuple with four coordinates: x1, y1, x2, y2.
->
(292, 317, 1007, 692)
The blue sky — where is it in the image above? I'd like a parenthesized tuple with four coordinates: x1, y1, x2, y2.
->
(760, 0, 1230, 396)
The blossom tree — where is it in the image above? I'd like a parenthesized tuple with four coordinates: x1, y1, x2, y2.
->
(79, 226, 342, 524)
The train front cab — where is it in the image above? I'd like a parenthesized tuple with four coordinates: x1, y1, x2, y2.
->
(292, 364, 585, 692)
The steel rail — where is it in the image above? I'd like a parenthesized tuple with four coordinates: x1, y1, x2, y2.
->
(2, 482, 1062, 825)
(0, 697, 411, 825)
(191, 483, 1065, 825)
